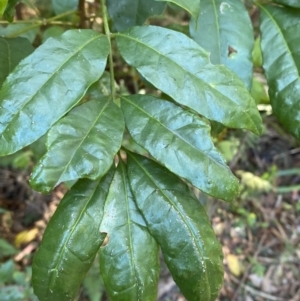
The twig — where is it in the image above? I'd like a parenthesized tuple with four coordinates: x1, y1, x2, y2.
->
(78, 0, 87, 28)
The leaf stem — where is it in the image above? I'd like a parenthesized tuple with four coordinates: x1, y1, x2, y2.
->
(100, 0, 115, 100)
(4, 10, 77, 38)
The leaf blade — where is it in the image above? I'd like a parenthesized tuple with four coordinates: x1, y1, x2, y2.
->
(156, 0, 200, 20)
(190, 0, 254, 90)
(0, 29, 109, 156)
(0, 37, 34, 87)
(32, 171, 114, 301)
(259, 5, 300, 138)
(0, 0, 8, 18)
(127, 152, 224, 301)
(106, 0, 166, 32)
(273, 0, 300, 8)
(99, 161, 159, 301)
(116, 26, 262, 134)
(30, 98, 124, 193)
(121, 94, 239, 201)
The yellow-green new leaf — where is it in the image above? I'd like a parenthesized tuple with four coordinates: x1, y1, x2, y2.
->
(32, 170, 114, 301)
(0, 29, 109, 156)
(127, 152, 224, 301)
(260, 5, 300, 139)
(30, 98, 124, 193)
(190, 0, 254, 90)
(156, 0, 200, 20)
(116, 26, 262, 135)
(0, 0, 8, 18)
(99, 161, 159, 301)
(121, 95, 239, 201)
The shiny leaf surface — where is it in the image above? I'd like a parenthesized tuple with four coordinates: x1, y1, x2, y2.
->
(260, 5, 300, 138)
(121, 94, 239, 201)
(190, 0, 254, 90)
(106, 0, 166, 31)
(0, 37, 34, 87)
(99, 161, 159, 301)
(116, 26, 262, 134)
(32, 171, 114, 301)
(0, 29, 109, 156)
(30, 98, 124, 193)
(273, 0, 300, 8)
(127, 152, 224, 301)
(156, 0, 200, 20)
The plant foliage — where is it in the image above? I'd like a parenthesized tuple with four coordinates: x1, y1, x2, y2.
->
(0, 0, 298, 300)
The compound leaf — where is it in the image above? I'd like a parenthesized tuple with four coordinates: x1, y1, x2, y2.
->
(190, 0, 254, 90)
(127, 152, 224, 301)
(0, 29, 109, 156)
(116, 26, 262, 135)
(106, 0, 166, 32)
(99, 161, 159, 301)
(260, 5, 300, 138)
(156, 0, 200, 20)
(273, 0, 300, 8)
(121, 94, 239, 201)
(32, 170, 114, 301)
(30, 98, 124, 193)
(0, 37, 34, 87)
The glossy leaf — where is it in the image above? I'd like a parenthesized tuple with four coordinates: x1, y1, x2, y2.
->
(52, 0, 78, 14)
(0, 0, 8, 18)
(32, 171, 114, 301)
(260, 5, 300, 138)
(127, 152, 224, 301)
(0, 23, 38, 42)
(30, 98, 124, 193)
(0, 37, 34, 87)
(121, 94, 239, 201)
(106, 0, 166, 32)
(273, 0, 300, 8)
(99, 161, 159, 301)
(116, 26, 262, 135)
(190, 0, 254, 90)
(0, 29, 109, 156)
(156, 0, 200, 20)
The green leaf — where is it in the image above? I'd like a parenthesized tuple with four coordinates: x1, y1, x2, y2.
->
(0, 0, 8, 18)
(121, 94, 239, 201)
(0, 24, 38, 42)
(0, 37, 34, 87)
(30, 98, 124, 193)
(190, 0, 254, 90)
(259, 5, 300, 138)
(273, 0, 300, 8)
(0, 29, 109, 156)
(106, 0, 166, 32)
(116, 26, 262, 135)
(99, 161, 159, 301)
(3, 0, 19, 22)
(32, 171, 114, 301)
(52, 0, 78, 15)
(127, 152, 224, 301)
(0, 238, 18, 259)
(156, 0, 200, 20)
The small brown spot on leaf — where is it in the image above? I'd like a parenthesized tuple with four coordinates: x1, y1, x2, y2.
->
(228, 46, 237, 57)
(101, 233, 109, 247)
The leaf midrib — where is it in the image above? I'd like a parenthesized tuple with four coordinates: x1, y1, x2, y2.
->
(116, 31, 259, 133)
(120, 162, 142, 299)
(260, 5, 300, 79)
(47, 181, 101, 296)
(128, 153, 211, 296)
(52, 101, 110, 187)
(122, 95, 227, 170)
(1, 33, 103, 136)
